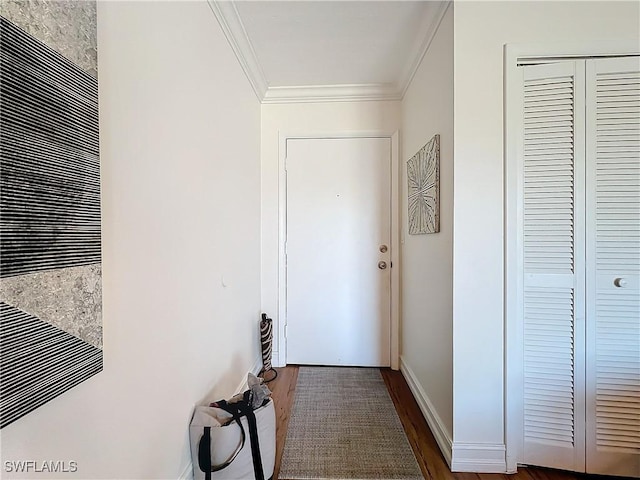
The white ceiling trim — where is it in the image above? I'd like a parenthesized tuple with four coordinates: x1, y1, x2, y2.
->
(207, 0, 268, 101)
(208, 0, 451, 104)
(398, 1, 452, 98)
(263, 83, 401, 104)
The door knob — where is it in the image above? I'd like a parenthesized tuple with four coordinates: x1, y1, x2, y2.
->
(378, 261, 387, 270)
(614, 278, 627, 288)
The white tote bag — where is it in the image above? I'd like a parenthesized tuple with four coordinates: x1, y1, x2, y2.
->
(190, 396, 275, 480)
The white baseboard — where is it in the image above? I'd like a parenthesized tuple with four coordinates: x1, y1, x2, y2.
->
(180, 356, 263, 480)
(177, 461, 193, 480)
(234, 355, 264, 394)
(399, 356, 453, 467)
(451, 442, 507, 473)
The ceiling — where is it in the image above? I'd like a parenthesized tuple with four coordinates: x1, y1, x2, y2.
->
(208, 1, 450, 103)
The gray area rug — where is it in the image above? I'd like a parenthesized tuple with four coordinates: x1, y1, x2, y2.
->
(280, 367, 424, 479)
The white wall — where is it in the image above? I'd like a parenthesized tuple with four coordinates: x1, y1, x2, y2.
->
(0, 2, 262, 478)
(452, 0, 640, 471)
(400, 1, 454, 458)
(260, 102, 401, 365)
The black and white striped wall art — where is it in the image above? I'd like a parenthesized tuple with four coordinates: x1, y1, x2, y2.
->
(0, 1, 102, 428)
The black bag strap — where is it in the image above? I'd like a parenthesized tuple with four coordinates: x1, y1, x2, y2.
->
(198, 427, 212, 480)
(241, 391, 265, 480)
(197, 405, 246, 480)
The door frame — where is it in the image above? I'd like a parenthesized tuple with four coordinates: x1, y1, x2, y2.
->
(277, 131, 401, 370)
(504, 40, 639, 474)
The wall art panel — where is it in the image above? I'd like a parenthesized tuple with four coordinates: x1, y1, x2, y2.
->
(407, 134, 440, 234)
(0, 1, 102, 428)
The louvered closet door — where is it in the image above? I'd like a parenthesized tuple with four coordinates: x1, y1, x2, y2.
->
(585, 56, 640, 478)
(521, 61, 586, 472)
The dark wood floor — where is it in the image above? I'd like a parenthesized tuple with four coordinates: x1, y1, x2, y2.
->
(267, 365, 599, 480)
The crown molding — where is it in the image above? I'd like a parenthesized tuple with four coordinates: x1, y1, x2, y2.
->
(397, 0, 452, 99)
(207, 0, 268, 101)
(208, 0, 451, 104)
(262, 84, 402, 104)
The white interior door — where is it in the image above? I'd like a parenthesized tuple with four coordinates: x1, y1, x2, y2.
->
(520, 60, 587, 472)
(585, 56, 640, 478)
(518, 56, 640, 477)
(285, 137, 391, 366)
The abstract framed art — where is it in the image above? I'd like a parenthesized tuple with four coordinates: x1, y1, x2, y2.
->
(407, 134, 440, 234)
(0, 1, 102, 428)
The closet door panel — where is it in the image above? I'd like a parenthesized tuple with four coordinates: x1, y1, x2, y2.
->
(521, 61, 586, 472)
(586, 56, 640, 478)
